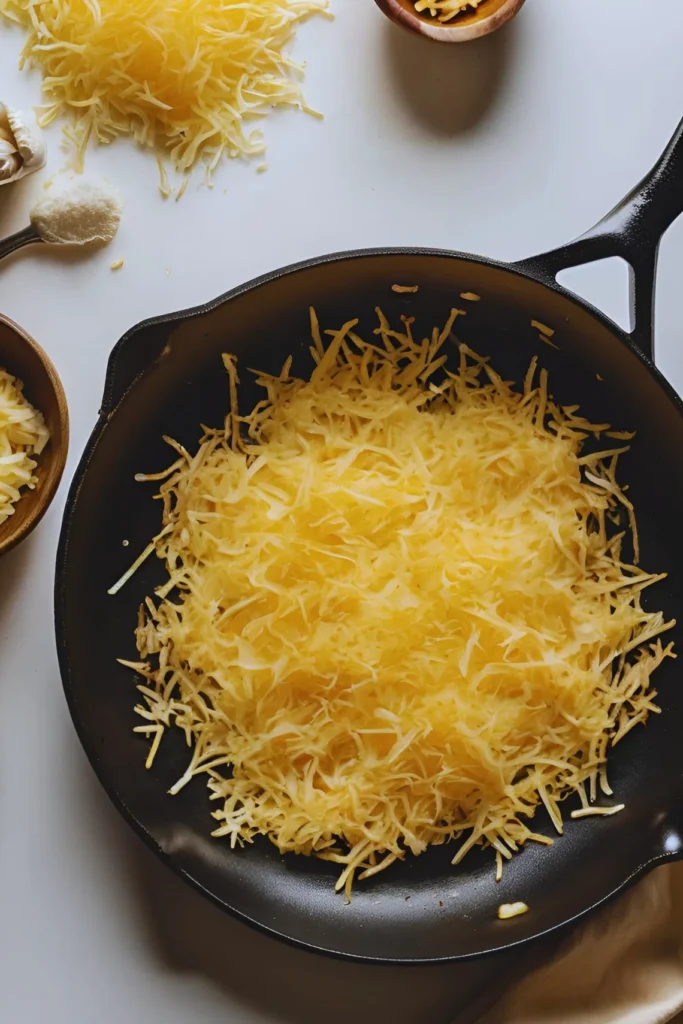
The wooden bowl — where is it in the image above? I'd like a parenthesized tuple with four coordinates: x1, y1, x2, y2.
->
(374, 0, 525, 42)
(0, 314, 69, 556)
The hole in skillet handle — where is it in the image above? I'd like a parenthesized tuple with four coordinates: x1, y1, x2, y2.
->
(514, 116, 683, 365)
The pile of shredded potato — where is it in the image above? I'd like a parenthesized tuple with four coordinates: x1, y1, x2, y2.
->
(0, 0, 329, 187)
(0, 368, 49, 526)
(120, 307, 674, 897)
(414, 0, 485, 24)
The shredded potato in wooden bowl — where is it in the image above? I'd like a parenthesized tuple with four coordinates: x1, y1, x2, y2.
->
(0, 368, 49, 526)
(414, 0, 485, 24)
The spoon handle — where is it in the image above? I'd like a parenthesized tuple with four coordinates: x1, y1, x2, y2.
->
(0, 225, 42, 262)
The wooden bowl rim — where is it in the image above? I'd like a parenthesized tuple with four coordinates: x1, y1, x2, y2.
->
(0, 313, 69, 557)
(375, 0, 525, 42)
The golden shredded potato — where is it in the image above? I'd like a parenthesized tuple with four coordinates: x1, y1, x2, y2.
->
(0, 368, 49, 525)
(414, 0, 485, 24)
(0, 0, 329, 180)
(120, 308, 674, 898)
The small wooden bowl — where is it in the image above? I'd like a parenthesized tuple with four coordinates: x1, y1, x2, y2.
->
(374, 0, 525, 42)
(0, 314, 69, 556)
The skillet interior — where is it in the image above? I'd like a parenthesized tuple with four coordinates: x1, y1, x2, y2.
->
(57, 251, 683, 962)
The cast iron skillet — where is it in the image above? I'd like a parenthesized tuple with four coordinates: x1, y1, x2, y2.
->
(56, 118, 683, 964)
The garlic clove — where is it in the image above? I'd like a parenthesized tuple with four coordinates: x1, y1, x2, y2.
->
(7, 108, 47, 173)
(0, 105, 18, 183)
(0, 140, 22, 181)
(0, 103, 47, 185)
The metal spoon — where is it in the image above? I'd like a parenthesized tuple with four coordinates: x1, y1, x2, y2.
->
(0, 225, 43, 262)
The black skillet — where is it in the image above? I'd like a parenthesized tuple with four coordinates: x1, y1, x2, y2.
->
(56, 118, 683, 964)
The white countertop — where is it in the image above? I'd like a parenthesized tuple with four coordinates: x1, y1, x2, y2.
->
(2, 2, 683, 1021)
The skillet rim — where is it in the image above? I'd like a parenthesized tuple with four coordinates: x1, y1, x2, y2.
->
(54, 245, 683, 964)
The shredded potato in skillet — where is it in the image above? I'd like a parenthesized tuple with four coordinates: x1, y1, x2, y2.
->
(120, 307, 674, 898)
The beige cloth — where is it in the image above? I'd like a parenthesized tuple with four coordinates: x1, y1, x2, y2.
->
(480, 863, 683, 1024)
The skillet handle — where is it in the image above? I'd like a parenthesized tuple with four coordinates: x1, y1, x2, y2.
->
(514, 117, 683, 363)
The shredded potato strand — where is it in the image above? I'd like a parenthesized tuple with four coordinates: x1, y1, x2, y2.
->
(0, 0, 329, 178)
(0, 369, 49, 525)
(127, 308, 674, 898)
(414, 0, 485, 24)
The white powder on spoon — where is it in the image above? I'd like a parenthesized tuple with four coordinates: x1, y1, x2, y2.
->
(30, 176, 123, 245)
